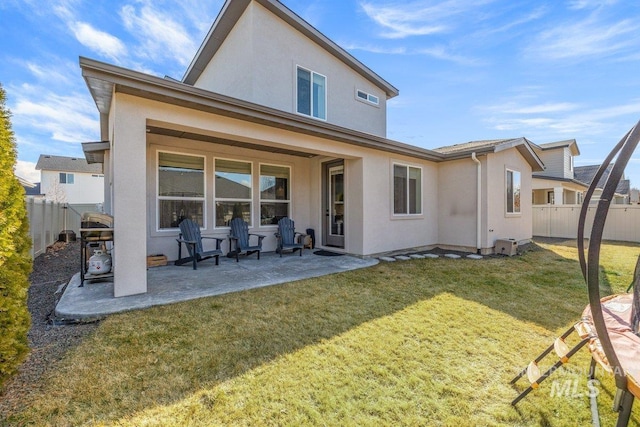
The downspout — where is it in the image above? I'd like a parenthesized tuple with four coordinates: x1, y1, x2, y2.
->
(471, 153, 482, 254)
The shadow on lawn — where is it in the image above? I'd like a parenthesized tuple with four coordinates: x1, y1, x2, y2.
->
(13, 243, 620, 425)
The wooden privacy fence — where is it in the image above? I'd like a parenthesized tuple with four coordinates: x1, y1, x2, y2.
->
(533, 204, 640, 243)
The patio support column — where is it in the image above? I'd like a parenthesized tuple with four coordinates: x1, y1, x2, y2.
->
(111, 94, 147, 297)
(553, 186, 563, 205)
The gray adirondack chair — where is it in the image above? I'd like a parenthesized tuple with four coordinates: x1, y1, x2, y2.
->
(275, 217, 306, 257)
(228, 218, 265, 262)
(175, 219, 224, 270)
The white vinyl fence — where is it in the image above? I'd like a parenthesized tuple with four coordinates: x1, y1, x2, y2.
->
(533, 204, 640, 243)
(25, 197, 99, 258)
(26, 197, 65, 258)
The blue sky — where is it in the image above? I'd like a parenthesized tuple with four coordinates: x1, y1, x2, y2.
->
(2, 0, 640, 188)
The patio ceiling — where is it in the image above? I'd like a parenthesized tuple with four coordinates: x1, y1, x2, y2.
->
(146, 125, 318, 158)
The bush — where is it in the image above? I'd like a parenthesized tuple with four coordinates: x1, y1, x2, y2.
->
(0, 83, 32, 390)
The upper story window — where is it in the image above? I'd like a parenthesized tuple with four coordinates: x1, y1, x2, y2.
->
(393, 164, 422, 215)
(506, 169, 521, 214)
(157, 152, 205, 229)
(296, 66, 326, 120)
(356, 89, 379, 106)
(59, 172, 74, 184)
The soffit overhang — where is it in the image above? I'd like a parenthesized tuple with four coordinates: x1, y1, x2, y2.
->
(80, 57, 440, 162)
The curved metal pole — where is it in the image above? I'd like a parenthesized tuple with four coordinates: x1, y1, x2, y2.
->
(585, 120, 640, 391)
(577, 129, 631, 280)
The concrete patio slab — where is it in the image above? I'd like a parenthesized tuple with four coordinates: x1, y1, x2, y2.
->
(55, 252, 378, 320)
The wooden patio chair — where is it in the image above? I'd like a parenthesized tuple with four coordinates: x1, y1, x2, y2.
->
(275, 217, 306, 257)
(228, 218, 265, 262)
(175, 219, 224, 270)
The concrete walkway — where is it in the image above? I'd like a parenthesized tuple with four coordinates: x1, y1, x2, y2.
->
(55, 251, 378, 320)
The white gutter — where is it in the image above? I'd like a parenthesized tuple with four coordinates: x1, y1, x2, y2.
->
(471, 153, 482, 253)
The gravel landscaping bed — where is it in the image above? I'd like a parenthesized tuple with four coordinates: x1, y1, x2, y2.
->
(0, 240, 99, 417)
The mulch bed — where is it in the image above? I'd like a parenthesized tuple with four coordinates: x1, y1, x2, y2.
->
(0, 241, 99, 417)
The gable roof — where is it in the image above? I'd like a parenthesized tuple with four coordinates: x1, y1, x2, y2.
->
(16, 175, 36, 188)
(35, 154, 103, 174)
(534, 139, 580, 156)
(434, 138, 545, 171)
(81, 57, 441, 162)
(182, 0, 399, 98)
(574, 163, 630, 195)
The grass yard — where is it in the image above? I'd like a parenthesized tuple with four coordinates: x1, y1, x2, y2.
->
(3, 240, 640, 426)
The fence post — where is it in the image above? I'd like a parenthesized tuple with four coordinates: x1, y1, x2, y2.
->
(27, 197, 34, 258)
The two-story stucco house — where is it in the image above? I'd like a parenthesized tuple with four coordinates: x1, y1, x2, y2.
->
(532, 140, 587, 205)
(35, 154, 104, 204)
(80, 0, 543, 297)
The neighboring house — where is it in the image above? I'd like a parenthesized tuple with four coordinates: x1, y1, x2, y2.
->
(35, 154, 104, 204)
(631, 188, 639, 204)
(531, 139, 587, 205)
(574, 164, 630, 204)
(17, 175, 42, 197)
(79, 0, 543, 297)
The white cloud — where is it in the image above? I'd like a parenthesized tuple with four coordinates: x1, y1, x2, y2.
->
(120, 4, 198, 67)
(501, 102, 580, 115)
(479, 96, 640, 140)
(528, 14, 640, 61)
(360, 0, 496, 39)
(70, 21, 127, 62)
(10, 85, 99, 143)
(14, 160, 40, 182)
(568, 0, 618, 10)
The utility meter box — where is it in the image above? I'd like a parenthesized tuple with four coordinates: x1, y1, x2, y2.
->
(495, 238, 518, 256)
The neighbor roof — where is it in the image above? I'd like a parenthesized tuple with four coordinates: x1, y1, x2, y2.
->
(36, 154, 103, 174)
(574, 164, 630, 195)
(182, 0, 399, 98)
(534, 139, 580, 156)
(434, 138, 545, 171)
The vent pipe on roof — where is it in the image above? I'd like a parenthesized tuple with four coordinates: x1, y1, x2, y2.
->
(471, 153, 482, 254)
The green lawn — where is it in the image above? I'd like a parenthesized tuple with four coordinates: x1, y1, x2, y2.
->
(3, 240, 640, 426)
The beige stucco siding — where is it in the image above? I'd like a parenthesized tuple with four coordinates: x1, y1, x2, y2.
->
(437, 156, 482, 250)
(109, 92, 439, 275)
(360, 152, 439, 255)
(145, 136, 313, 258)
(195, 2, 388, 137)
(110, 94, 148, 297)
(484, 149, 533, 247)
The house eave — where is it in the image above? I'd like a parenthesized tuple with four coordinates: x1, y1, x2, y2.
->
(532, 175, 589, 188)
(82, 141, 110, 164)
(181, 0, 399, 98)
(80, 57, 439, 162)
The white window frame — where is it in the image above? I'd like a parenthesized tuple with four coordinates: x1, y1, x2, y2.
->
(59, 172, 74, 184)
(214, 157, 253, 228)
(355, 89, 379, 106)
(296, 65, 327, 120)
(259, 163, 292, 227)
(392, 163, 423, 216)
(506, 168, 521, 215)
(156, 150, 206, 231)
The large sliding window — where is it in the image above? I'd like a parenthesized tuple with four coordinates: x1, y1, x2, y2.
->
(506, 169, 521, 214)
(260, 164, 290, 225)
(297, 66, 326, 120)
(215, 159, 252, 227)
(393, 164, 422, 215)
(158, 152, 205, 229)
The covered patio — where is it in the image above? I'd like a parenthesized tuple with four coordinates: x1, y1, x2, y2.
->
(55, 251, 378, 320)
